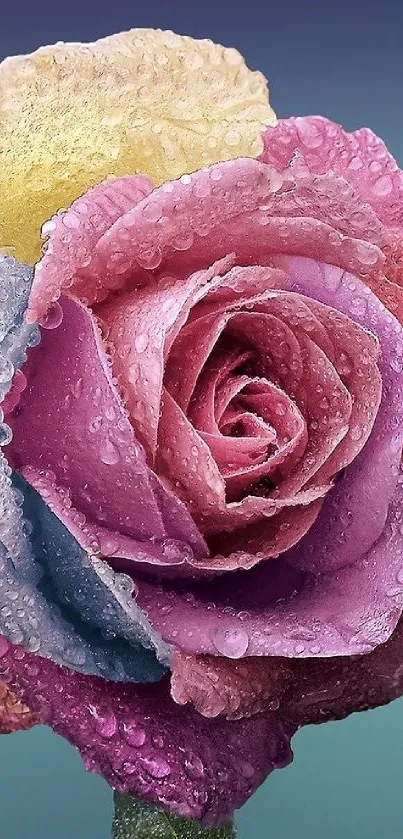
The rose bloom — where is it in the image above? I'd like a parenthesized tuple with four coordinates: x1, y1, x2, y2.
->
(1, 29, 403, 828)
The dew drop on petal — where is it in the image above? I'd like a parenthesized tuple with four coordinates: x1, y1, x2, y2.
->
(212, 625, 249, 658)
(38, 301, 63, 330)
(123, 724, 147, 747)
(100, 439, 120, 466)
(141, 754, 171, 779)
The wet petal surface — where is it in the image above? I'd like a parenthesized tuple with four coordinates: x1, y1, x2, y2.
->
(0, 638, 295, 826)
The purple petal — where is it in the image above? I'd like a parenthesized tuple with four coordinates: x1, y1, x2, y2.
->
(0, 638, 295, 826)
(279, 257, 403, 573)
(135, 470, 403, 658)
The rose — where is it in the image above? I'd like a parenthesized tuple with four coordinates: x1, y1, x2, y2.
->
(1, 30, 403, 832)
(0, 29, 292, 828)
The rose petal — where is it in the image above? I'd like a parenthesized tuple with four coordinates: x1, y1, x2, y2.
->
(224, 309, 353, 495)
(96, 257, 234, 459)
(89, 160, 386, 294)
(20, 469, 170, 667)
(28, 158, 386, 320)
(171, 613, 403, 726)
(28, 175, 154, 316)
(0, 469, 166, 682)
(9, 295, 207, 561)
(171, 651, 291, 720)
(260, 116, 403, 230)
(260, 115, 403, 293)
(0, 681, 37, 734)
(279, 615, 403, 726)
(135, 465, 403, 658)
(3, 29, 275, 267)
(278, 258, 402, 573)
(157, 387, 325, 540)
(0, 638, 295, 827)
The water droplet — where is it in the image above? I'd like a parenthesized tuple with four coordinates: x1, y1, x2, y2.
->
(89, 416, 102, 434)
(39, 301, 63, 330)
(212, 625, 249, 658)
(134, 333, 149, 354)
(141, 755, 171, 779)
(100, 439, 120, 466)
(101, 537, 120, 557)
(71, 377, 83, 399)
(89, 706, 117, 738)
(123, 724, 146, 747)
(0, 358, 14, 384)
(41, 219, 56, 237)
(184, 754, 205, 779)
(240, 761, 255, 778)
(0, 424, 12, 446)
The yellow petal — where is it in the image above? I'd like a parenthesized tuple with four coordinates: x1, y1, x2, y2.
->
(0, 28, 276, 265)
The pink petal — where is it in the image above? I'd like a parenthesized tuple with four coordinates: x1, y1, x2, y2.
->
(95, 258, 234, 460)
(26, 176, 154, 323)
(156, 388, 325, 542)
(172, 616, 403, 727)
(22, 466, 207, 582)
(90, 159, 386, 287)
(260, 116, 403, 229)
(280, 258, 401, 573)
(224, 308, 353, 495)
(0, 639, 295, 826)
(164, 312, 233, 417)
(260, 115, 403, 289)
(27, 158, 387, 325)
(279, 615, 403, 726)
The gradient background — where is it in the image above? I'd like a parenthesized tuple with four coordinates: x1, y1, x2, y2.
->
(1, 0, 403, 836)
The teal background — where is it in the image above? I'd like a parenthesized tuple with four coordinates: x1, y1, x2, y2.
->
(1, 0, 403, 836)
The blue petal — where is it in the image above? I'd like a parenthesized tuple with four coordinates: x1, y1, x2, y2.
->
(0, 256, 166, 683)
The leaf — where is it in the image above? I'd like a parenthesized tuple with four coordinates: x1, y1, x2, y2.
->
(112, 793, 237, 839)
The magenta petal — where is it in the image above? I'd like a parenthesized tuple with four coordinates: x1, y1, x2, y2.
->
(0, 639, 295, 826)
(9, 296, 207, 560)
(279, 616, 403, 726)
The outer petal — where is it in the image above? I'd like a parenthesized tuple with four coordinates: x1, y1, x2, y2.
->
(171, 613, 403, 727)
(260, 116, 403, 229)
(30, 174, 154, 311)
(0, 681, 37, 734)
(279, 615, 403, 726)
(171, 652, 291, 720)
(0, 29, 275, 264)
(0, 469, 166, 682)
(260, 116, 403, 293)
(0, 638, 295, 827)
(27, 158, 386, 321)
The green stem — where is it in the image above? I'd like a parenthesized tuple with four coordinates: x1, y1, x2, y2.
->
(112, 792, 237, 839)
